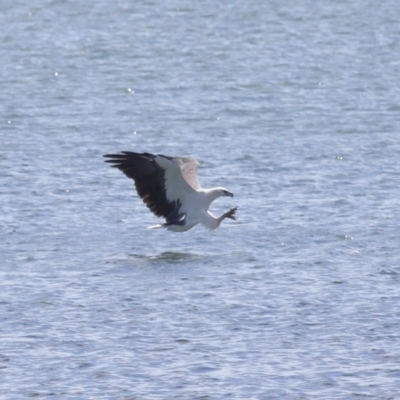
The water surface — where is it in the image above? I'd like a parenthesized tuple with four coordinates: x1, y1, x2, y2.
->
(1, 0, 400, 398)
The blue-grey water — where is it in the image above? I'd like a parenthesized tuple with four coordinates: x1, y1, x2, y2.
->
(2, 0, 400, 398)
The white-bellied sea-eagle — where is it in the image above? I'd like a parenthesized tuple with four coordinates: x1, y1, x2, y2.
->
(103, 151, 237, 232)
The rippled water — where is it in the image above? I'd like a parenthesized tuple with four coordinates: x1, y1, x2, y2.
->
(2, 0, 400, 398)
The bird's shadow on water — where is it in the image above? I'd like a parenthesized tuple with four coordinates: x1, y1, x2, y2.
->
(103, 251, 208, 279)
(103, 249, 257, 283)
(118, 251, 213, 279)
(126, 249, 255, 267)
(131, 251, 209, 265)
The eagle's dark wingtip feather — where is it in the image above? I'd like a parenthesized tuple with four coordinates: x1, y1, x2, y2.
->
(103, 153, 128, 159)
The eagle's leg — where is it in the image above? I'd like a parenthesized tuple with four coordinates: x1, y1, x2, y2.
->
(221, 206, 238, 221)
